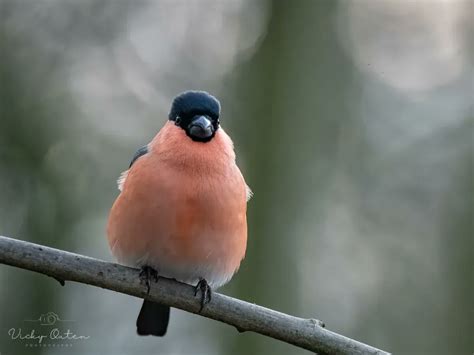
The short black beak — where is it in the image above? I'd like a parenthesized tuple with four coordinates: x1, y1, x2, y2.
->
(188, 115, 214, 141)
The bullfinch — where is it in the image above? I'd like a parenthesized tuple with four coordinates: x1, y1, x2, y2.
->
(107, 91, 251, 336)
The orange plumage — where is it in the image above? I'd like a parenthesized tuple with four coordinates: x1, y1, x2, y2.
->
(107, 122, 248, 288)
(106, 91, 250, 336)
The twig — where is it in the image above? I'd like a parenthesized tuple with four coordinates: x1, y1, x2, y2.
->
(0, 235, 390, 354)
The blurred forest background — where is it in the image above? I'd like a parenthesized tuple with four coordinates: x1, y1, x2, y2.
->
(0, 0, 472, 354)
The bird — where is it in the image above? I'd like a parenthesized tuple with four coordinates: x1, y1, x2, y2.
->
(107, 90, 251, 336)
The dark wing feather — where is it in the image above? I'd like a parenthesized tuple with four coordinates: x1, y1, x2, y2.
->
(129, 145, 149, 168)
(117, 145, 149, 191)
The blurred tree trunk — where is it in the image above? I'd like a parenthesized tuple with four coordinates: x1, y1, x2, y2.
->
(224, 1, 354, 354)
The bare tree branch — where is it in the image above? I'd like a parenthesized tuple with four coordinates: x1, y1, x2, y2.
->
(0, 235, 389, 355)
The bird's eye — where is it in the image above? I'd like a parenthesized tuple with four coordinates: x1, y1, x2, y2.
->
(216, 118, 220, 125)
(175, 116, 181, 125)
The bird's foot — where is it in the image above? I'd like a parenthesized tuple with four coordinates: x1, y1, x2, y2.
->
(194, 278, 212, 312)
(139, 266, 159, 294)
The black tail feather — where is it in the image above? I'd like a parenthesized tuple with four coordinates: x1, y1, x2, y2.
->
(136, 300, 170, 336)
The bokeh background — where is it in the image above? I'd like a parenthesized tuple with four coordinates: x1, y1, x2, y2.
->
(0, 0, 472, 354)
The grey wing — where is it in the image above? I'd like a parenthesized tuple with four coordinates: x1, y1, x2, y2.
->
(117, 145, 149, 191)
(129, 145, 149, 168)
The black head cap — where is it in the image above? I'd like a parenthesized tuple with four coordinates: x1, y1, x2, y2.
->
(169, 91, 221, 142)
(169, 91, 220, 121)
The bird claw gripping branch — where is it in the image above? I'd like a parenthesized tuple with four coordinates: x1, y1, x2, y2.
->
(194, 278, 212, 312)
(139, 265, 159, 294)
